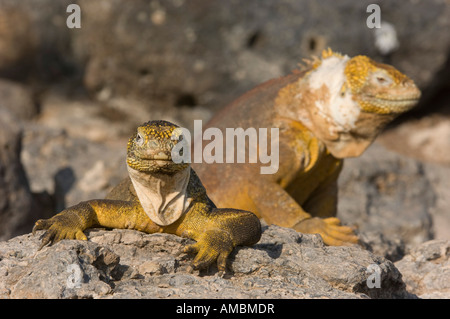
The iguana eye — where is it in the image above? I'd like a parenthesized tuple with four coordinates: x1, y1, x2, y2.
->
(372, 73, 392, 86)
(135, 133, 144, 146)
(370, 70, 394, 87)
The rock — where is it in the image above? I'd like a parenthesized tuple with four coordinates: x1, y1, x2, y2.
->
(338, 142, 435, 260)
(357, 232, 406, 263)
(20, 123, 127, 212)
(0, 4, 36, 80)
(0, 234, 118, 298)
(380, 114, 450, 167)
(380, 114, 450, 243)
(0, 226, 410, 299)
(395, 239, 450, 298)
(0, 109, 38, 241)
(0, 79, 38, 121)
(0, 0, 79, 82)
(422, 163, 450, 242)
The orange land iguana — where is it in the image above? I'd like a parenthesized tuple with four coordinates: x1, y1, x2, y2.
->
(33, 120, 261, 273)
(193, 49, 421, 246)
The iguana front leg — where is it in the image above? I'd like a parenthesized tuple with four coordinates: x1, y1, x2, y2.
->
(33, 199, 261, 273)
(32, 199, 160, 250)
(174, 206, 261, 273)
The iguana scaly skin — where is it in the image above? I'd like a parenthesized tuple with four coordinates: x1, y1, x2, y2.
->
(33, 120, 261, 272)
(193, 49, 421, 246)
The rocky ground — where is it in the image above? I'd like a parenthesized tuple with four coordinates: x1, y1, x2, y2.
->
(0, 226, 448, 299)
(0, 227, 410, 299)
(0, 0, 449, 299)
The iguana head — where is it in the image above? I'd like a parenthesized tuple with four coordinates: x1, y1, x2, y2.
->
(126, 120, 188, 174)
(343, 54, 420, 114)
(298, 48, 421, 158)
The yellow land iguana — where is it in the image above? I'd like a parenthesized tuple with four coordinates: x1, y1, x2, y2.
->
(33, 120, 261, 273)
(193, 49, 421, 246)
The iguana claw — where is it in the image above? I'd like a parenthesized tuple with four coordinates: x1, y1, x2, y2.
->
(183, 229, 234, 273)
(33, 213, 88, 250)
(294, 217, 359, 246)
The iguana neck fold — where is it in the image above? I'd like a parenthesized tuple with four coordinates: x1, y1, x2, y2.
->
(127, 165, 191, 226)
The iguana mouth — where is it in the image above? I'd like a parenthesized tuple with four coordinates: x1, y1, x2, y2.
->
(127, 153, 175, 172)
(362, 96, 420, 113)
(138, 152, 172, 161)
(138, 158, 173, 166)
(376, 97, 419, 105)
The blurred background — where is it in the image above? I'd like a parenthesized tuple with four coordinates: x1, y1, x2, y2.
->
(0, 0, 449, 257)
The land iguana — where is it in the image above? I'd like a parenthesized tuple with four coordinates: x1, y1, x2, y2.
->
(193, 49, 421, 246)
(33, 120, 261, 273)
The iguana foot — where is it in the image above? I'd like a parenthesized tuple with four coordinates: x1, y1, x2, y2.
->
(294, 217, 359, 246)
(32, 213, 88, 250)
(182, 229, 234, 273)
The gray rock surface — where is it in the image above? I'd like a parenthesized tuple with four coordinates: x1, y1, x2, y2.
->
(395, 239, 450, 298)
(0, 109, 37, 241)
(380, 115, 450, 167)
(338, 142, 435, 261)
(422, 163, 450, 243)
(0, 226, 409, 299)
(0, 0, 78, 82)
(0, 79, 37, 121)
(378, 114, 450, 242)
(20, 121, 127, 212)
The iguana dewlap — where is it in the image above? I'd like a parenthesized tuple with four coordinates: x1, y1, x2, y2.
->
(33, 120, 261, 273)
(193, 49, 421, 246)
